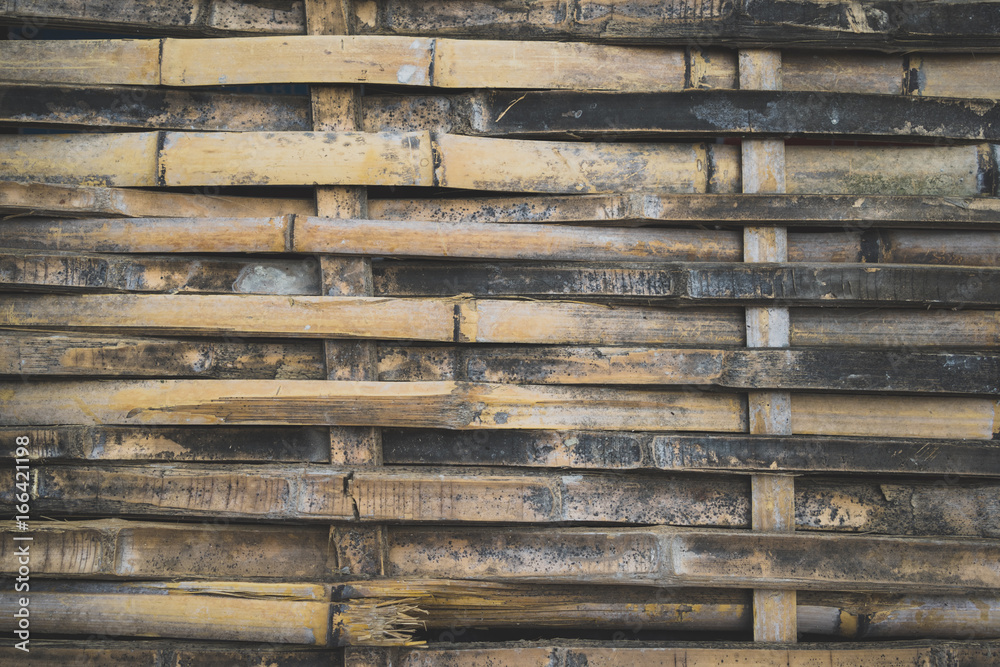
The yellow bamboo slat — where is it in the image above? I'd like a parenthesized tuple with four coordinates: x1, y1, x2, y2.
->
(0, 39, 159, 85)
(159, 131, 435, 187)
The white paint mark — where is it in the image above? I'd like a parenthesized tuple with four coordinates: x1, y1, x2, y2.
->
(397, 65, 418, 84)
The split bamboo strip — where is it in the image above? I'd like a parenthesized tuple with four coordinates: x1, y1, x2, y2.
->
(339, 581, 1000, 639)
(0, 581, 424, 646)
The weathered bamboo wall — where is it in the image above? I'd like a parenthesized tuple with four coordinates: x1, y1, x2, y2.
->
(1, 0, 999, 662)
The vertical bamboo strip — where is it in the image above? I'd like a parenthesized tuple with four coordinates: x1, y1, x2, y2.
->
(740, 48, 798, 644)
(306, 0, 387, 578)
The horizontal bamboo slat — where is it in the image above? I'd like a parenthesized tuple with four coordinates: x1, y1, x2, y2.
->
(0, 131, 988, 195)
(6, 3, 1000, 49)
(3, 517, 1000, 581)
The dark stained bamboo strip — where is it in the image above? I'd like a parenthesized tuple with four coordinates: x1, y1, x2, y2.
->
(0, 0, 305, 36)
(0, 251, 320, 294)
(382, 430, 1000, 477)
(374, 261, 1000, 308)
(387, 526, 1000, 592)
(362, 90, 1000, 141)
(0, 83, 310, 131)
(1, 470, 998, 533)
(350, 0, 1000, 51)
(7, 480, 998, 570)
(0, 332, 325, 379)
(0, 425, 330, 462)
(352, 641, 1000, 665)
(8, 1, 1000, 52)
(0, 131, 986, 195)
(3, 640, 999, 666)
(0, 519, 335, 578)
(378, 345, 1000, 394)
(5, 420, 998, 476)
(0, 466, 750, 524)
(368, 193, 1000, 230)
